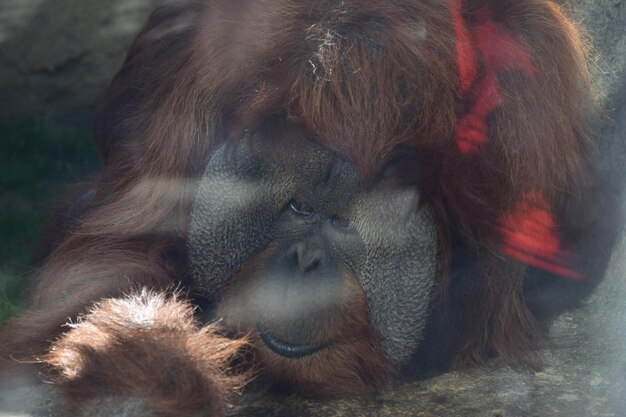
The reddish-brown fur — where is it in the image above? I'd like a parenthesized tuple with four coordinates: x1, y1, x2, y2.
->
(42, 291, 249, 417)
(0, 0, 608, 413)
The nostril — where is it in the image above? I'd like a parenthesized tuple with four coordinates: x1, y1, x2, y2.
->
(299, 249, 325, 272)
(288, 242, 325, 272)
(301, 257, 319, 271)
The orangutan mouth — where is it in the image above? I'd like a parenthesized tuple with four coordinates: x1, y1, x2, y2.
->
(258, 326, 328, 358)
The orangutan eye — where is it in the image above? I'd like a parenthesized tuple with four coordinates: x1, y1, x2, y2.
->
(289, 199, 315, 216)
(332, 216, 352, 229)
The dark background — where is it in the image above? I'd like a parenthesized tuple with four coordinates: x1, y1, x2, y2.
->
(0, 0, 162, 323)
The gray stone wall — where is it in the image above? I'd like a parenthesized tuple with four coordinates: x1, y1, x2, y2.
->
(572, 0, 626, 106)
(0, 0, 162, 119)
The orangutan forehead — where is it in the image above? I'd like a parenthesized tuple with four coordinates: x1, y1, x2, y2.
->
(289, 3, 455, 180)
(250, 121, 421, 190)
(200, 0, 456, 181)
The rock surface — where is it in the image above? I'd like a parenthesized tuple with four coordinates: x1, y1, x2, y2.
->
(0, 0, 162, 119)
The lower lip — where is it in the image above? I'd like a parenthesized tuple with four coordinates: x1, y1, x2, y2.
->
(258, 326, 327, 358)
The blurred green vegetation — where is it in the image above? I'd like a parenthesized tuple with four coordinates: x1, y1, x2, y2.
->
(0, 116, 99, 325)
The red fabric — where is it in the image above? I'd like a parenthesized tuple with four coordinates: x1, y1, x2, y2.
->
(449, 0, 584, 280)
(451, 4, 535, 153)
(500, 193, 585, 281)
(449, 0, 477, 93)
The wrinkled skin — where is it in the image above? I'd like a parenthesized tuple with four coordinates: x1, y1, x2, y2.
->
(189, 134, 438, 371)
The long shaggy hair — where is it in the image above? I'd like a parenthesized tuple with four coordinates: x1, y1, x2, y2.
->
(42, 290, 249, 417)
(1, 0, 613, 407)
